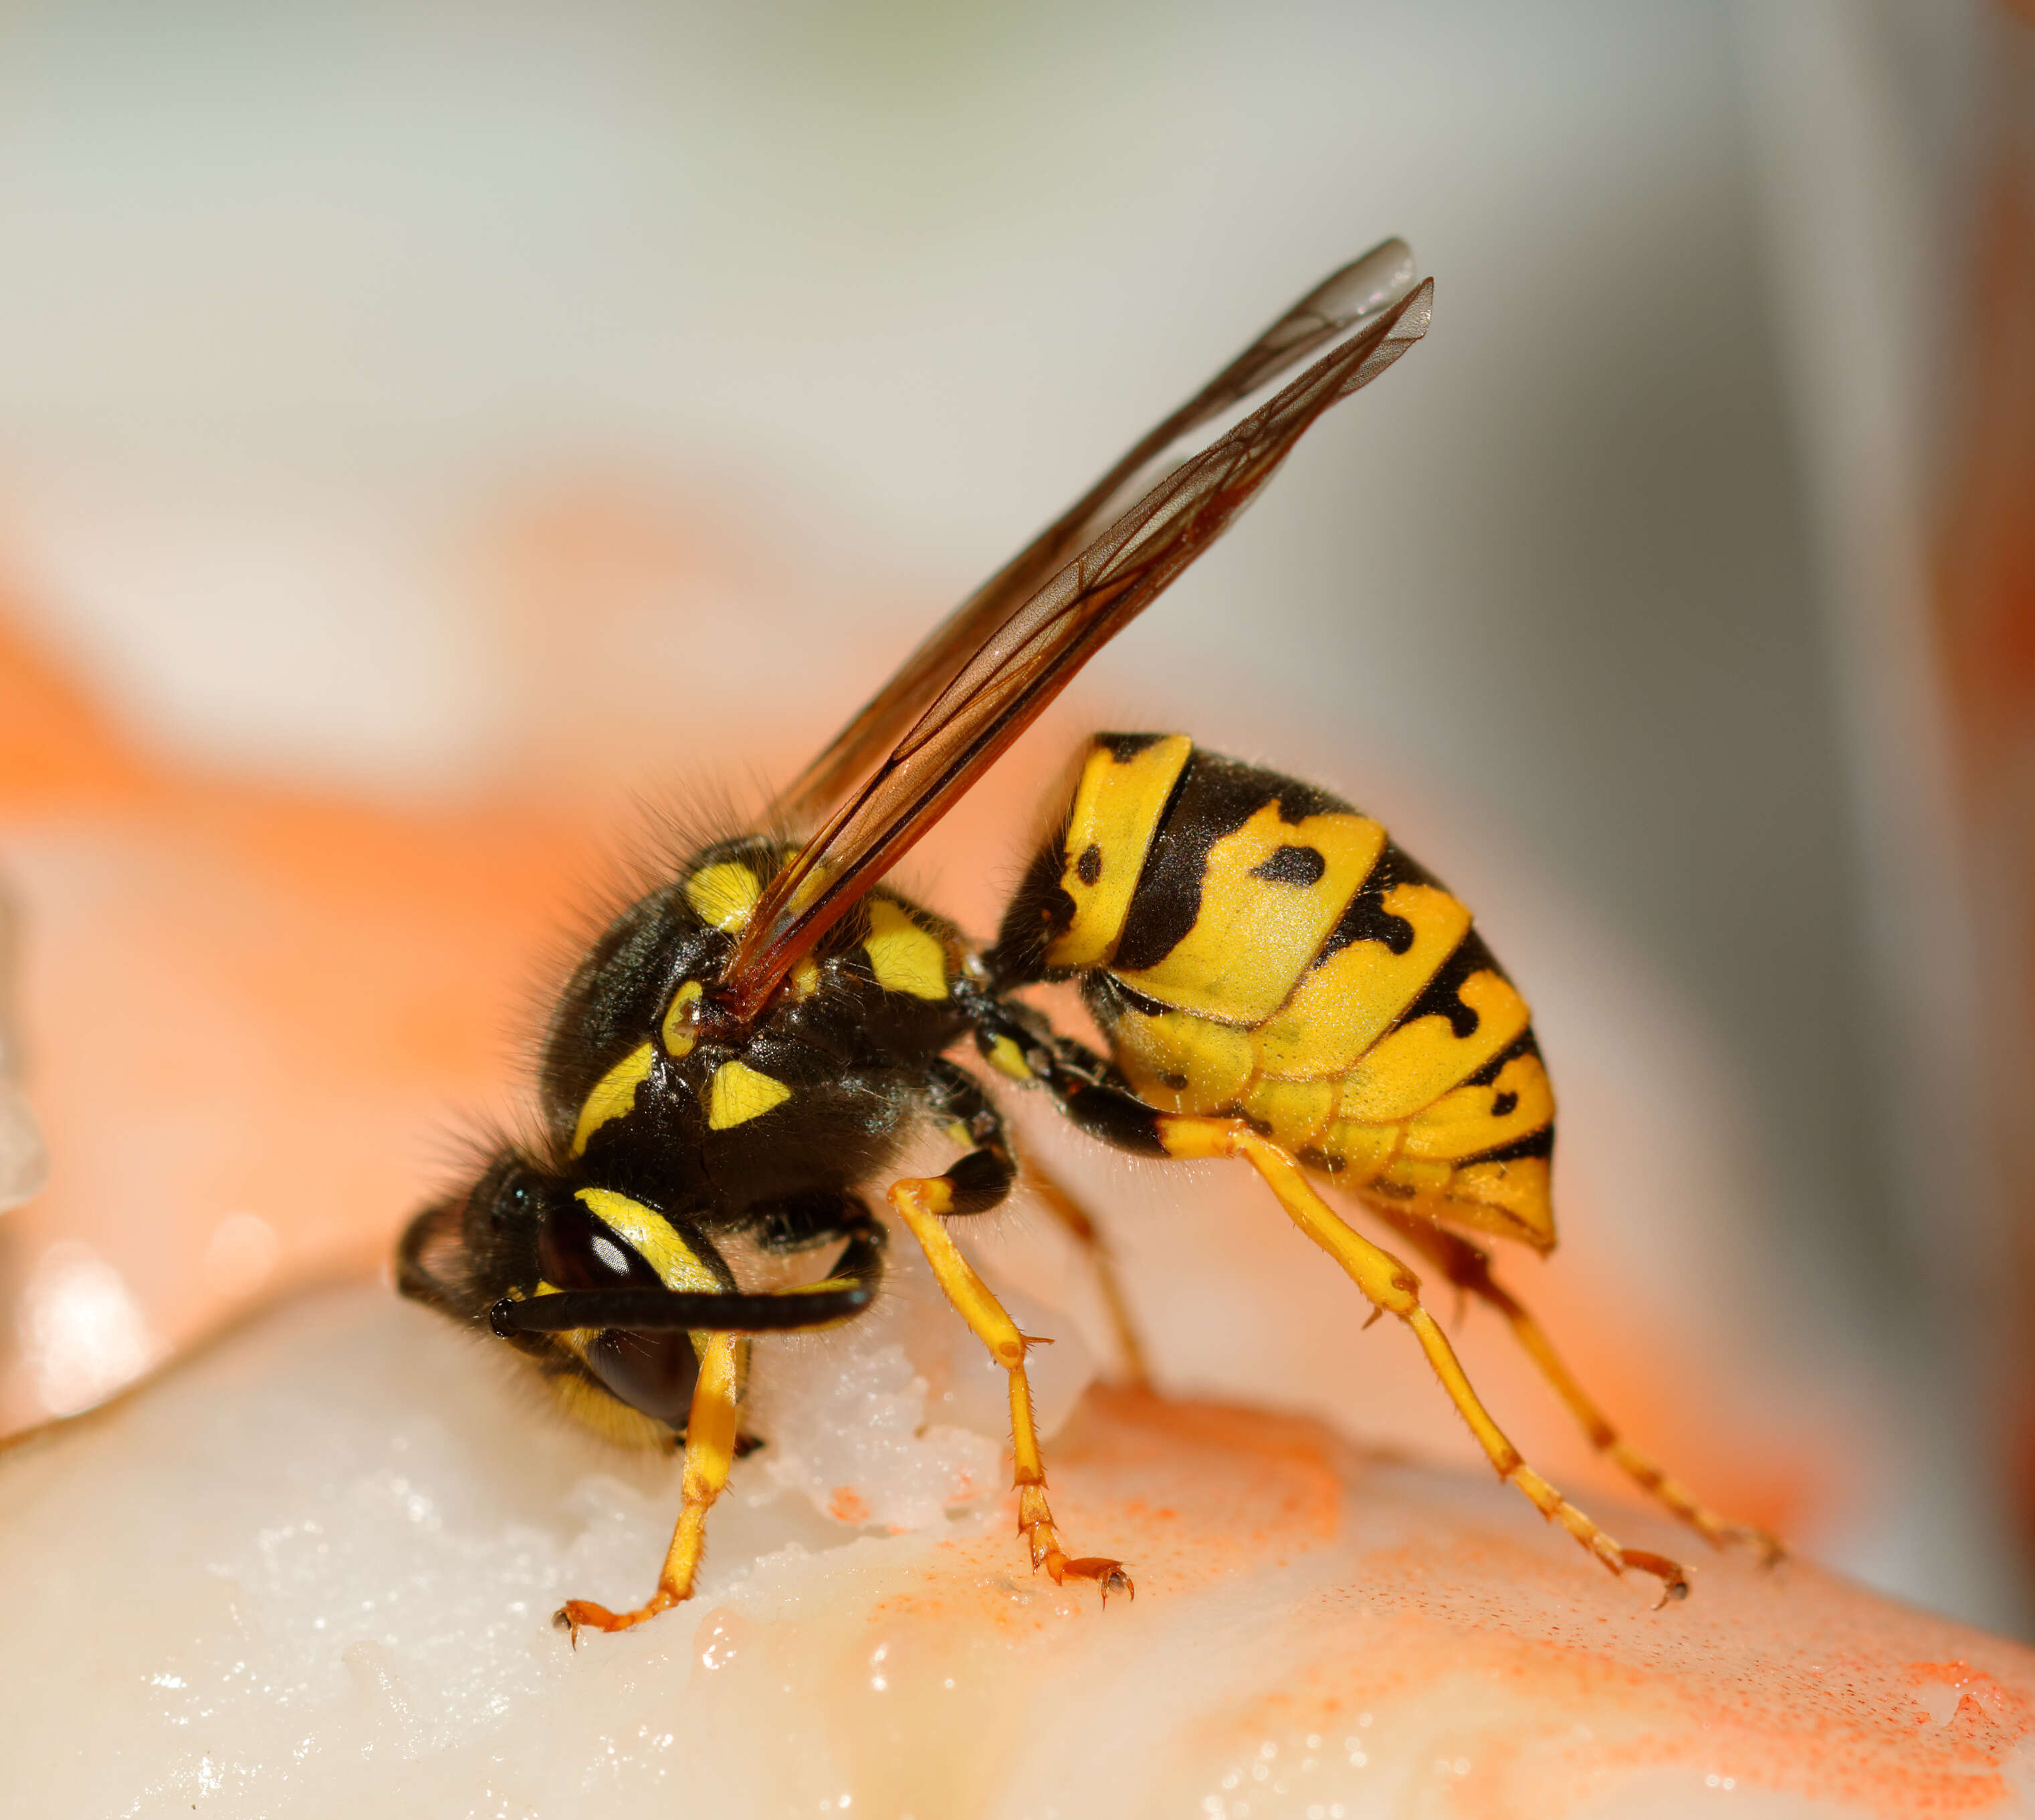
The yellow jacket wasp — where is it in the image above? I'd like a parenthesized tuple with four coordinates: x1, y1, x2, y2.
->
(398, 239, 1770, 1639)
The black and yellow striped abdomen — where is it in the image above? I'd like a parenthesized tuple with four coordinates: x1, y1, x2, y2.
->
(999, 735, 1557, 1251)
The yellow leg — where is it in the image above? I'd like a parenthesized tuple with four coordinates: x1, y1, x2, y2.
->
(1156, 1116, 1688, 1603)
(1021, 1154, 1152, 1389)
(1367, 1203, 1782, 1562)
(556, 1330, 744, 1642)
(889, 1175, 1133, 1603)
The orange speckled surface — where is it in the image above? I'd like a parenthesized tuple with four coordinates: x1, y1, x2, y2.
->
(1053, 1394, 2035, 1819)
(4, 1284, 2023, 1817)
(704, 1386, 2035, 1819)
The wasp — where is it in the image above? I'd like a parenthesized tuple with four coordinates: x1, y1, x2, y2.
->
(399, 239, 1772, 1639)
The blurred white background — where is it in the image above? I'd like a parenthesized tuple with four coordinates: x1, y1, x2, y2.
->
(0, 0, 2025, 1633)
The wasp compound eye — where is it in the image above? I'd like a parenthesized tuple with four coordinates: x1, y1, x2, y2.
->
(536, 1193, 659, 1293)
(530, 1191, 721, 1430)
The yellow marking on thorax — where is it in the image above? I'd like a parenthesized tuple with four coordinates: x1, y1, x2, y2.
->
(1113, 805, 1384, 1027)
(984, 1033, 1033, 1082)
(865, 899, 950, 999)
(789, 958, 822, 1001)
(1335, 971, 1532, 1125)
(1254, 883, 1472, 1081)
(574, 1186, 723, 1292)
(708, 1059, 792, 1129)
(685, 862, 762, 932)
(1045, 734, 1194, 972)
(570, 1041, 656, 1158)
(660, 979, 704, 1055)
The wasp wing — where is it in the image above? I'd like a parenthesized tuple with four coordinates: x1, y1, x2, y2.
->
(718, 272, 1433, 1021)
(768, 239, 1422, 829)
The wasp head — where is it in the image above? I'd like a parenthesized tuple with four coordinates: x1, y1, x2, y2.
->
(398, 1150, 738, 1444)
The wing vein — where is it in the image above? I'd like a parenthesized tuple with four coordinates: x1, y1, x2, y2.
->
(717, 260, 1433, 1023)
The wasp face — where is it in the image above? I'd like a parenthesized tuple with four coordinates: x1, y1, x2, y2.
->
(398, 1150, 738, 1444)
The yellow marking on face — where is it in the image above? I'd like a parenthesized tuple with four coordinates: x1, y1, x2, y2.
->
(660, 979, 704, 1056)
(569, 1041, 656, 1157)
(985, 1033, 1033, 1082)
(528, 1199, 734, 1443)
(1255, 884, 1473, 1080)
(789, 958, 822, 1001)
(1111, 1003, 1255, 1115)
(944, 1119, 973, 1149)
(1317, 1118, 1402, 1184)
(544, 1370, 673, 1450)
(1335, 971, 1532, 1125)
(1241, 1076, 1336, 1150)
(1402, 1053, 1555, 1161)
(1113, 805, 1385, 1027)
(865, 899, 950, 999)
(685, 862, 762, 932)
(707, 1059, 792, 1130)
(1045, 734, 1194, 971)
(574, 1186, 724, 1292)
(524, 1278, 605, 1373)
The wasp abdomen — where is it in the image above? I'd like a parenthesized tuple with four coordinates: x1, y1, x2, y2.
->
(996, 738, 1557, 1251)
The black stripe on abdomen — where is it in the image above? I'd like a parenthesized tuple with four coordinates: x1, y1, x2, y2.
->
(1111, 750, 1352, 975)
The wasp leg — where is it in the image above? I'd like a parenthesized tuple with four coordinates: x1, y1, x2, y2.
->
(970, 1011, 1150, 1385)
(998, 1022, 1685, 1599)
(556, 1329, 744, 1643)
(1363, 1203, 1781, 1563)
(1021, 1152, 1150, 1389)
(889, 1062, 1133, 1603)
(1149, 1115, 1686, 1601)
(548, 1213, 885, 1641)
